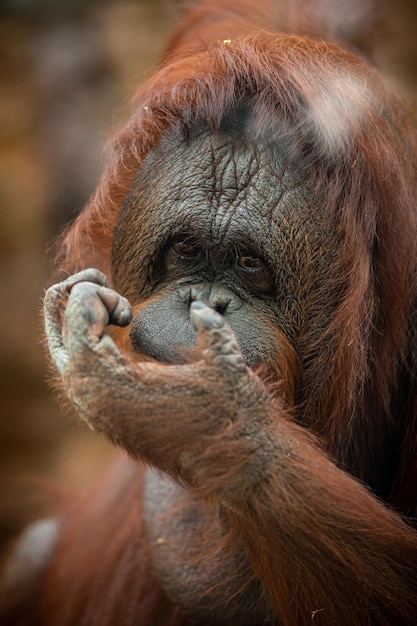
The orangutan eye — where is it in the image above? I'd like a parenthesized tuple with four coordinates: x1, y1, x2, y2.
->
(171, 236, 202, 259)
(235, 251, 275, 295)
(237, 254, 265, 270)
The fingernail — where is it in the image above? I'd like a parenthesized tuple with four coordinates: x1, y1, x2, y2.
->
(190, 301, 207, 311)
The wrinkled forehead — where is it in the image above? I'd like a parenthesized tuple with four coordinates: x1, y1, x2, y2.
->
(128, 128, 318, 245)
(113, 127, 340, 296)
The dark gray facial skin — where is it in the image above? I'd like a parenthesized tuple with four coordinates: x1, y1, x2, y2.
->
(112, 126, 343, 401)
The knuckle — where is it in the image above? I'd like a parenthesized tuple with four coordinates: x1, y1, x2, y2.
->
(44, 283, 65, 300)
(78, 268, 109, 286)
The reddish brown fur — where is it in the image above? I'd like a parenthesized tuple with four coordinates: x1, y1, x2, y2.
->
(61, 0, 417, 493)
(3, 1, 417, 625)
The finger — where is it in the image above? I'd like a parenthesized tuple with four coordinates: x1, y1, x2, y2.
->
(44, 269, 110, 308)
(44, 270, 112, 374)
(190, 301, 248, 376)
(65, 282, 131, 347)
(44, 269, 110, 332)
(59, 283, 130, 377)
(44, 311, 69, 375)
(60, 268, 110, 292)
(101, 289, 132, 327)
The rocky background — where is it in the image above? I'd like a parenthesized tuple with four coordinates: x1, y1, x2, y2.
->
(0, 0, 416, 560)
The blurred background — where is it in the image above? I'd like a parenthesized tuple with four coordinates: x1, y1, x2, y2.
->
(0, 0, 416, 561)
(0, 0, 178, 560)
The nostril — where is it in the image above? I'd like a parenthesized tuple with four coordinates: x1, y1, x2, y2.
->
(214, 303, 228, 315)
